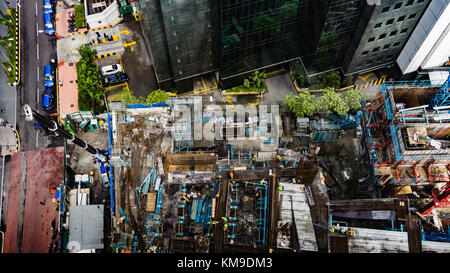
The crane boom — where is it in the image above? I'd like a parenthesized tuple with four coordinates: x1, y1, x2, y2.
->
(23, 104, 109, 163)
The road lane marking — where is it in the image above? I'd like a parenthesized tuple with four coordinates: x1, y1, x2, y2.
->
(35, 3, 38, 16)
(37, 66, 39, 82)
(36, 22, 39, 37)
(36, 131, 38, 148)
(37, 88, 39, 104)
(37, 43, 39, 59)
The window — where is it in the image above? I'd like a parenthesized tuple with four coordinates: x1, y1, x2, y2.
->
(355, 63, 362, 68)
(405, 0, 414, 6)
(386, 54, 394, 59)
(390, 30, 398, 36)
(362, 50, 369, 56)
(368, 37, 375, 42)
(383, 44, 390, 50)
(393, 2, 402, 9)
(398, 15, 405, 22)
(367, 59, 374, 65)
(400, 28, 408, 33)
(379, 33, 386, 39)
(417, 0, 425, 3)
(372, 47, 380, 53)
(393, 41, 400, 47)
(377, 57, 384, 62)
(381, 6, 390, 13)
(374, 22, 382, 28)
(386, 19, 394, 25)
(408, 13, 417, 19)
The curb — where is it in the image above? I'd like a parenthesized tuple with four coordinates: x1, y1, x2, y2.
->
(97, 52, 117, 59)
(8, 2, 20, 86)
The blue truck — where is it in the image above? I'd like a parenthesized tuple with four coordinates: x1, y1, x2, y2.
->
(44, 12, 55, 35)
(42, 89, 54, 111)
(43, 64, 54, 88)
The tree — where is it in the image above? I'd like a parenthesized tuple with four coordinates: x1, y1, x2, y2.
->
(290, 61, 310, 88)
(146, 89, 169, 104)
(342, 89, 364, 112)
(76, 45, 105, 113)
(342, 75, 354, 87)
(249, 70, 266, 89)
(279, 1, 298, 20)
(319, 70, 341, 89)
(319, 88, 349, 116)
(285, 92, 318, 117)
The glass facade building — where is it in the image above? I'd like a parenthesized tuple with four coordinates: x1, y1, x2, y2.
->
(139, 0, 431, 92)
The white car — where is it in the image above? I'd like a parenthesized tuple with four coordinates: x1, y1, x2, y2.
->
(101, 64, 122, 76)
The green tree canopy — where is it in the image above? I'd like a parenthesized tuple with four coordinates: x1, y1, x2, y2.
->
(76, 45, 105, 113)
(342, 89, 364, 112)
(319, 88, 349, 116)
(285, 92, 318, 117)
(319, 70, 341, 89)
(289, 61, 310, 88)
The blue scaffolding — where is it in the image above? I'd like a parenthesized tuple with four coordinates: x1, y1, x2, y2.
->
(430, 72, 450, 107)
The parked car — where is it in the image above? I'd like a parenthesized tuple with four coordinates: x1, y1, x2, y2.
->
(43, 0, 53, 14)
(42, 89, 54, 111)
(102, 72, 128, 87)
(101, 64, 122, 76)
(43, 64, 54, 88)
(44, 12, 55, 35)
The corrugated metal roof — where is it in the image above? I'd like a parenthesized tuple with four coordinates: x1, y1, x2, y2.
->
(68, 205, 104, 251)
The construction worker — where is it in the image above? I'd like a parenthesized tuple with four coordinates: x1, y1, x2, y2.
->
(223, 223, 228, 231)
(221, 217, 227, 223)
(260, 179, 265, 185)
(211, 220, 219, 225)
(278, 185, 284, 192)
(229, 172, 234, 179)
(269, 248, 273, 253)
(276, 155, 281, 161)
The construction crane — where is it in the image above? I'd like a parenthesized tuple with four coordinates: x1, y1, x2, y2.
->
(23, 104, 110, 164)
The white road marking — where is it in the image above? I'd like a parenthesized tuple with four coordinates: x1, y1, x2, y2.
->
(37, 43, 39, 59)
(36, 131, 39, 148)
(37, 88, 39, 104)
(35, 3, 38, 16)
(36, 22, 39, 37)
(37, 66, 39, 82)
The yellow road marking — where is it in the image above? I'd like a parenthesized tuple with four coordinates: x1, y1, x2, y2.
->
(120, 30, 130, 35)
(124, 41, 136, 47)
(362, 72, 375, 81)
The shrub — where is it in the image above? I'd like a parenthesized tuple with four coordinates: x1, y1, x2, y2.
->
(319, 88, 349, 116)
(74, 4, 86, 28)
(285, 92, 318, 117)
(319, 70, 341, 89)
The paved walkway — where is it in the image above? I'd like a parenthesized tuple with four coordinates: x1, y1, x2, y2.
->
(58, 62, 79, 117)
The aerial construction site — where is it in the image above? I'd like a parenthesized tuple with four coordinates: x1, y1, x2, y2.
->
(61, 74, 448, 253)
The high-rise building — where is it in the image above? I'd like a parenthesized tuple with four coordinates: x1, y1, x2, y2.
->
(396, 0, 450, 82)
(138, 0, 432, 92)
(344, 0, 432, 75)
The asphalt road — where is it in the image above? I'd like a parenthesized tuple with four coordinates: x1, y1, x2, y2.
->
(16, 0, 63, 151)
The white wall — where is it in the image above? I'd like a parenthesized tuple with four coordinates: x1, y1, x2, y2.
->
(396, 0, 450, 74)
(86, 0, 120, 29)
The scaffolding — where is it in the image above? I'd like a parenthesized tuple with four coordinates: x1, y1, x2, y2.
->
(361, 79, 450, 188)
